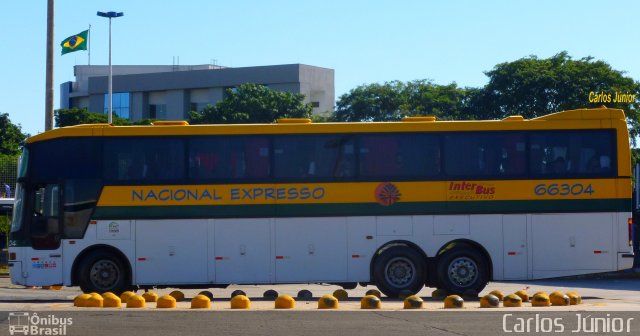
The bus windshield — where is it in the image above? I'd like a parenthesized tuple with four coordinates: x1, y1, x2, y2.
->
(10, 150, 28, 233)
(10, 183, 24, 233)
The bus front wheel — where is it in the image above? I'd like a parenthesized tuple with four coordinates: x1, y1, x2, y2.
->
(373, 246, 425, 298)
(78, 251, 129, 294)
(436, 245, 489, 295)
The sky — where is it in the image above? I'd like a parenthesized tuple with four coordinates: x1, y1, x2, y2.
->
(0, 0, 638, 135)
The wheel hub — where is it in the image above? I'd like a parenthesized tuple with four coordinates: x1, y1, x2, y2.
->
(90, 260, 120, 290)
(447, 257, 478, 287)
(384, 257, 416, 287)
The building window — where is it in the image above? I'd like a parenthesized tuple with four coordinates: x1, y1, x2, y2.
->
(189, 102, 210, 112)
(103, 92, 130, 119)
(311, 102, 320, 108)
(149, 104, 167, 119)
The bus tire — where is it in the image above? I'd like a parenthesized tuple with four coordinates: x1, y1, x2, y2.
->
(373, 246, 425, 298)
(436, 245, 489, 294)
(77, 251, 129, 294)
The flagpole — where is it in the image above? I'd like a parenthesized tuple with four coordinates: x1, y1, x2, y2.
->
(88, 24, 91, 65)
(45, 0, 54, 131)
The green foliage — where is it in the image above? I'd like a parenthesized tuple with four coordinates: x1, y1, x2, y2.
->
(0, 215, 10, 236)
(334, 52, 640, 147)
(335, 80, 474, 122)
(477, 52, 640, 142)
(0, 113, 28, 156)
(55, 108, 131, 127)
(310, 114, 336, 123)
(189, 84, 313, 124)
(0, 214, 10, 251)
(0, 154, 18, 192)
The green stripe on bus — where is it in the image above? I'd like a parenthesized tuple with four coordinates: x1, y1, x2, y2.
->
(91, 198, 630, 220)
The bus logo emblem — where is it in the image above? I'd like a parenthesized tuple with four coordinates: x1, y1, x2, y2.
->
(108, 222, 119, 233)
(375, 183, 401, 206)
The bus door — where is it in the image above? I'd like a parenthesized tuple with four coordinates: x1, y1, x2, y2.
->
(25, 183, 63, 286)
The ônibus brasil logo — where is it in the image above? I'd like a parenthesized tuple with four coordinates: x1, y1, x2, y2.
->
(375, 182, 401, 206)
(8, 312, 72, 335)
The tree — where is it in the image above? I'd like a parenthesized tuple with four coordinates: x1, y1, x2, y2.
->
(402, 80, 477, 120)
(189, 84, 313, 124)
(335, 81, 405, 122)
(0, 214, 10, 249)
(55, 108, 132, 127)
(0, 113, 28, 157)
(335, 80, 474, 122)
(475, 51, 640, 141)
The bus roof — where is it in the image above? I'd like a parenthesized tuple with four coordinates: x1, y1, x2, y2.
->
(27, 107, 626, 144)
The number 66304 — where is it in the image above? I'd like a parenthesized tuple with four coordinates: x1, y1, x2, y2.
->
(534, 183, 593, 196)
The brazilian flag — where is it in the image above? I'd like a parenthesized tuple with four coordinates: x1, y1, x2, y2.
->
(60, 30, 88, 55)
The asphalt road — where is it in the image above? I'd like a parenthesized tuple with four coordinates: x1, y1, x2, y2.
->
(1, 310, 640, 336)
(1, 277, 640, 336)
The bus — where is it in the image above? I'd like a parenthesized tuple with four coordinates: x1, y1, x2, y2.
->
(8, 107, 635, 297)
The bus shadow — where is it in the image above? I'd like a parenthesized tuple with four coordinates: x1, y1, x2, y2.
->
(502, 277, 640, 292)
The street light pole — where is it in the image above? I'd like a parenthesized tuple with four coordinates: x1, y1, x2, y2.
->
(97, 11, 123, 124)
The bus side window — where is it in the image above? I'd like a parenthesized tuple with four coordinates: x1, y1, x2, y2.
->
(359, 135, 398, 178)
(529, 130, 614, 178)
(243, 137, 270, 178)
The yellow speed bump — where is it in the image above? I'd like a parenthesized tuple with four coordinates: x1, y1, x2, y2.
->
(318, 294, 339, 309)
(566, 291, 582, 305)
(85, 293, 103, 308)
(531, 293, 551, 307)
(126, 295, 146, 308)
(443, 295, 464, 309)
(199, 291, 214, 300)
(120, 291, 136, 304)
(432, 289, 447, 300)
(332, 289, 348, 300)
(103, 293, 122, 308)
(74, 294, 92, 307)
(157, 295, 177, 309)
(549, 291, 570, 306)
(489, 290, 505, 301)
(515, 290, 530, 302)
(274, 295, 295, 309)
(191, 294, 211, 309)
(360, 295, 381, 309)
(365, 289, 382, 299)
(479, 294, 500, 308)
(142, 291, 158, 303)
(503, 294, 522, 307)
(231, 295, 251, 309)
(169, 290, 185, 302)
(403, 295, 423, 309)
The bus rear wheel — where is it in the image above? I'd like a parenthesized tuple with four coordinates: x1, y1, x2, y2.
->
(373, 246, 425, 298)
(78, 251, 129, 294)
(436, 245, 489, 295)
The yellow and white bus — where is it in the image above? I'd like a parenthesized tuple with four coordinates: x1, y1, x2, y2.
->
(9, 107, 635, 296)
